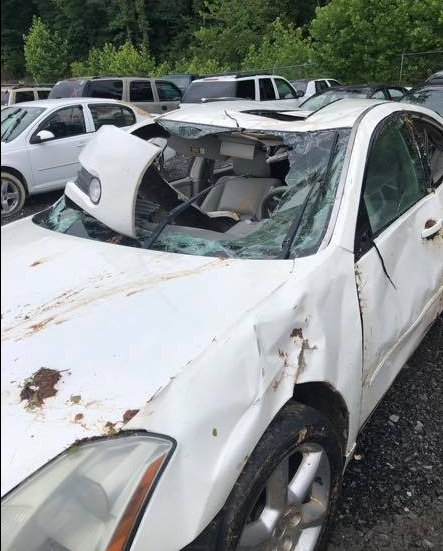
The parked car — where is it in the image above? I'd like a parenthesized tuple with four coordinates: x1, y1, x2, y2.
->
(48, 76, 182, 114)
(425, 70, 443, 86)
(180, 72, 302, 108)
(2, 98, 442, 551)
(299, 84, 408, 111)
(1, 98, 147, 217)
(401, 85, 443, 116)
(289, 77, 342, 100)
(160, 73, 200, 93)
(1, 85, 52, 108)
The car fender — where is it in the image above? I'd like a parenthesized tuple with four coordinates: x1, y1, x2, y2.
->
(129, 245, 362, 551)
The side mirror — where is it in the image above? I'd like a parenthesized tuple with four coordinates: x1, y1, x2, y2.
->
(33, 130, 55, 144)
(296, 90, 305, 98)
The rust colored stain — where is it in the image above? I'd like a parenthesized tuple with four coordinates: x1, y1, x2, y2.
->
(30, 259, 44, 267)
(105, 421, 118, 435)
(298, 340, 307, 372)
(123, 409, 140, 424)
(20, 368, 62, 409)
(74, 413, 84, 423)
(70, 395, 82, 405)
(2, 259, 226, 343)
(291, 328, 303, 339)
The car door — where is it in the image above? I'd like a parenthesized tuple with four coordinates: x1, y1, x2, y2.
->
(258, 78, 277, 102)
(155, 80, 182, 113)
(273, 78, 301, 108)
(14, 90, 35, 104)
(129, 80, 157, 113)
(26, 105, 92, 191)
(355, 112, 443, 422)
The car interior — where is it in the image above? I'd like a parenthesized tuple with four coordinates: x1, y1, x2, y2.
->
(134, 128, 293, 240)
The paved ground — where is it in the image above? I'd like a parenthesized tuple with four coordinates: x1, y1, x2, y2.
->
(2, 194, 442, 551)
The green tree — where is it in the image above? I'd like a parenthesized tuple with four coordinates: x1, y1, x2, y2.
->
(71, 41, 169, 77)
(310, 0, 443, 82)
(242, 19, 313, 73)
(1, 0, 37, 76)
(23, 16, 68, 82)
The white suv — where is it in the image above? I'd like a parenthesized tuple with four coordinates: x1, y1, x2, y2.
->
(181, 72, 302, 109)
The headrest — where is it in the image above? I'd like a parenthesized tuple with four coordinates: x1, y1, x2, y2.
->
(232, 151, 270, 177)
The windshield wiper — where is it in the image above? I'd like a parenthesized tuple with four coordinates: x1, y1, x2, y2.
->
(280, 131, 339, 259)
(145, 177, 235, 249)
(1, 110, 26, 142)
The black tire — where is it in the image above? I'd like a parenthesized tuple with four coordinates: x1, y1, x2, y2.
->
(185, 402, 343, 551)
(1, 171, 27, 218)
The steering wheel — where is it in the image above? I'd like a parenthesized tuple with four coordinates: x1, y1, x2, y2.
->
(260, 186, 289, 219)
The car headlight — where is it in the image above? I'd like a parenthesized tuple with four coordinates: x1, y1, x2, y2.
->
(1, 432, 174, 551)
(89, 177, 102, 204)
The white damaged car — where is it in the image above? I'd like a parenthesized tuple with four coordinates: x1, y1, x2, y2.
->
(1, 100, 442, 551)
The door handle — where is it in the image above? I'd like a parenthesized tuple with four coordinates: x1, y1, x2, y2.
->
(161, 105, 168, 111)
(422, 218, 442, 239)
(76, 143, 86, 148)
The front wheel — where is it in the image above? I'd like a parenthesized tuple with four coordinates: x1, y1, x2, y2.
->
(1, 172, 26, 218)
(186, 402, 343, 551)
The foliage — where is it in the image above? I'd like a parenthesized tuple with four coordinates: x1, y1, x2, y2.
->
(71, 41, 169, 77)
(1, 0, 36, 76)
(242, 19, 313, 73)
(310, 0, 443, 82)
(2, 0, 443, 83)
(23, 16, 68, 82)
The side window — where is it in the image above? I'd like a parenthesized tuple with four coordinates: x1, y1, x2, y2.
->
(363, 116, 427, 235)
(388, 88, 405, 101)
(236, 79, 255, 100)
(37, 90, 50, 100)
(130, 81, 154, 102)
(15, 91, 35, 103)
(157, 81, 181, 101)
(259, 78, 276, 101)
(411, 118, 443, 188)
(371, 89, 387, 99)
(38, 106, 86, 139)
(88, 80, 123, 100)
(89, 104, 136, 130)
(274, 79, 297, 100)
(315, 80, 329, 94)
(328, 80, 341, 87)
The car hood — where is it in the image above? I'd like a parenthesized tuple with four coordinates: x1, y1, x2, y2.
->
(1, 217, 293, 495)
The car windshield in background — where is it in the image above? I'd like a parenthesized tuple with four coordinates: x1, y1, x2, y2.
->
(301, 89, 369, 111)
(49, 79, 87, 99)
(34, 127, 351, 260)
(182, 82, 239, 103)
(402, 89, 443, 116)
(1, 106, 46, 143)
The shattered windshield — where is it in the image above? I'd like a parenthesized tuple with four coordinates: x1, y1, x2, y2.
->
(34, 124, 350, 260)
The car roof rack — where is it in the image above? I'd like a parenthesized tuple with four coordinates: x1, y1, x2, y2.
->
(7, 84, 53, 89)
(202, 70, 271, 79)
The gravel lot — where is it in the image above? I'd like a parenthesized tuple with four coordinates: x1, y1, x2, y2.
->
(2, 194, 442, 551)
